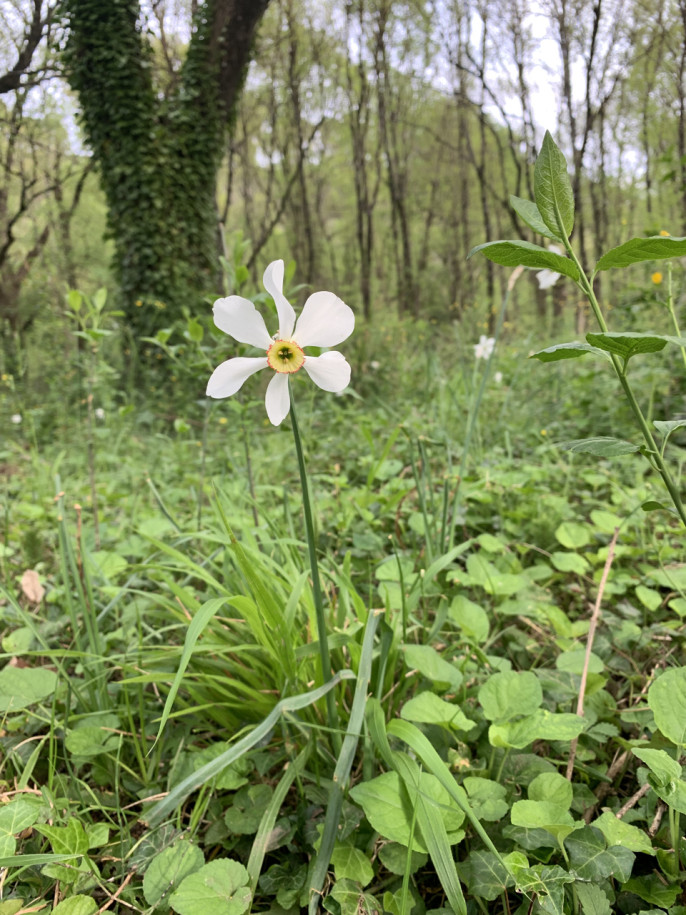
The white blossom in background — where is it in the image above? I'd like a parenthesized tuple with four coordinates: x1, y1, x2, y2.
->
(494, 371, 503, 384)
(536, 244, 564, 289)
(207, 260, 354, 426)
(95, 408, 105, 420)
(11, 414, 22, 424)
(474, 335, 495, 360)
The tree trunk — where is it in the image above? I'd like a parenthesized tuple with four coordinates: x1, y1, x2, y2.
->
(63, 0, 270, 334)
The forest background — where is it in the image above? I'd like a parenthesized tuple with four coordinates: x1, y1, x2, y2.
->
(2, 0, 685, 389)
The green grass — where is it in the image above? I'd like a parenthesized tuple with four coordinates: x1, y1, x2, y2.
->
(1, 316, 685, 914)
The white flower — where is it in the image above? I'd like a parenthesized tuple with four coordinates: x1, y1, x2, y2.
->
(494, 371, 503, 384)
(94, 407, 105, 420)
(536, 245, 564, 290)
(370, 360, 380, 370)
(206, 259, 354, 426)
(11, 413, 21, 424)
(474, 335, 495, 360)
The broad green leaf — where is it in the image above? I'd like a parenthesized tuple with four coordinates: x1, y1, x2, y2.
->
(511, 800, 581, 844)
(169, 859, 251, 915)
(566, 826, 634, 882)
(632, 748, 682, 785)
(327, 878, 380, 915)
(529, 342, 609, 362)
(331, 844, 374, 887)
(51, 898, 98, 915)
(448, 595, 489, 643)
(467, 240, 579, 280)
(551, 551, 589, 574)
(592, 811, 654, 854)
(35, 818, 88, 861)
(647, 566, 686, 590)
(0, 798, 42, 857)
(648, 667, 686, 746)
(510, 195, 562, 240)
(556, 649, 604, 675)
(555, 521, 591, 549)
(511, 863, 573, 915)
(143, 839, 205, 906)
(654, 419, 686, 437)
(258, 862, 307, 909)
(377, 842, 427, 876)
(464, 554, 528, 596)
(224, 785, 273, 835)
(462, 778, 508, 821)
(478, 670, 542, 722)
(576, 883, 611, 915)
(400, 692, 475, 731)
(0, 665, 58, 712)
(528, 772, 573, 808)
(594, 235, 686, 272)
(349, 770, 465, 854)
(490, 710, 585, 749)
(534, 132, 574, 238)
(635, 585, 662, 611)
(462, 849, 511, 901)
(557, 437, 641, 457)
(622, 873, 680, 908)
(586, 331, 686, 362)
(403, 644, 462, 689)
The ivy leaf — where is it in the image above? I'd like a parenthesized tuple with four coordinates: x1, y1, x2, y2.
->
(534, 132, 575, 239)
(592, 811, 654, 855)
(467, 240, 579, 280)
(330, 843, 374, 887)
(576, 883, 611, 915)
(462, 849, 511, 901)
(510, 195, 563, 240)
(557, 437, 641, 457)
(622, 873, 680, 908)
(594, 235, 686, 273)
(565, 826, 634, 882)
(529, 342, 610, 362)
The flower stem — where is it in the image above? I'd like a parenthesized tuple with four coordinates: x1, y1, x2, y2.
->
(289, 398, 341, 752)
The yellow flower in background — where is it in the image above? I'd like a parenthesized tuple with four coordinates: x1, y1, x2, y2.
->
(652, 272, 663, 285)
(660, 230, 670, 237)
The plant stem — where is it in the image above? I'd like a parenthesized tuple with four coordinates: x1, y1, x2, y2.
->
(666, 263, 686, 370)
(289, 398, 341, 752)
(448, 267, 524, 548)
(565, 244, 686, 526)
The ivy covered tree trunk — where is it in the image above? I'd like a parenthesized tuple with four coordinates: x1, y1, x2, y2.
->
(63, 0, 270, 333)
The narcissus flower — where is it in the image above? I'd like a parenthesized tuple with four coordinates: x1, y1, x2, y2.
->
(474, 335, 495, 360)
(207, 260, 354, 425)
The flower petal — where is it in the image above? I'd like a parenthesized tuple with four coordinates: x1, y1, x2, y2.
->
(263, 260, 296, 339)
(213, 296, 272, 348)
(536, 269, 560, 290)
(293, 291, 355, 348)
(302, 351, 351, 392)
(206, 357, 267, 398)
(265, 371, 291, 425)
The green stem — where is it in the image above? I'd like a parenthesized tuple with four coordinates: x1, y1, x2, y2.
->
(289, 399, 341, 753)
(564, 240, 686, 527)
(448, 273, 520, 548)
(666, 263, 686, 370)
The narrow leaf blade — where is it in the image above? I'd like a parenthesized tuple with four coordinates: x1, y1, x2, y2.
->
(510, 196, 562, 241)
(534, 132, 574, 238)
(595, 236, 686, 272)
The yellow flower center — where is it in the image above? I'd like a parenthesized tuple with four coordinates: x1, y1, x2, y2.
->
(266, 338, 305, 374)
